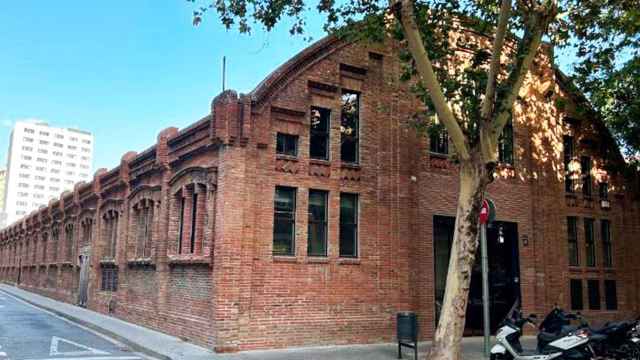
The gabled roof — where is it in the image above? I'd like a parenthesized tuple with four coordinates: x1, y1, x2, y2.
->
(250, 35, 348, 107)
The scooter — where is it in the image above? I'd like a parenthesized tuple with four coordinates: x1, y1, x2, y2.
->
(490, 310, 595, 360)
(538, 307, 640, 360)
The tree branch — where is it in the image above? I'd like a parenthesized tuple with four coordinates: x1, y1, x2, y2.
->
(395, 0, 471, 161)
(480, 0, 512, 120)
(490, 3, 557, 140)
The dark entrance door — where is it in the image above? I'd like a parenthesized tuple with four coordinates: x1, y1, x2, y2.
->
(77, 247, 91, 307)
(17, 258, 22, 285)
(433, 215, 521, 335)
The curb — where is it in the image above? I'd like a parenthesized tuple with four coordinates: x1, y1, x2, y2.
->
(0, 286, 172, 360)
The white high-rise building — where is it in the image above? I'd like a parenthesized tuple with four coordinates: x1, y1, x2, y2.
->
(0, 168, 6, 228)
(2, 121, 94, 227)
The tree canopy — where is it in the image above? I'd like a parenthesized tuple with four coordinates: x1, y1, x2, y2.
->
(189, 0, 639, 163)
(565, 0, 640, 161)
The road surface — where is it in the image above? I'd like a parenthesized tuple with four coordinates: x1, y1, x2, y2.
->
(0, 290, 151, 360)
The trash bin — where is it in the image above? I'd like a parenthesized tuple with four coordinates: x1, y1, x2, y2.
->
(397, 311, 418, 359)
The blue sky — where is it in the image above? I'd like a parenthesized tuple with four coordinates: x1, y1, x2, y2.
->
(0, 0, 326, 171)
(0, 1, 577, 172)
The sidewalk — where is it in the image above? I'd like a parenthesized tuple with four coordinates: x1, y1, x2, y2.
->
(0, 284, 535, 360)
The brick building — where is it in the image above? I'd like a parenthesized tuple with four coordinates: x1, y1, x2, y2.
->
(1, 33, 640, 352)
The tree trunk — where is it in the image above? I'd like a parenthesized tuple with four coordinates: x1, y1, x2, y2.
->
(428, 160, 490, 360)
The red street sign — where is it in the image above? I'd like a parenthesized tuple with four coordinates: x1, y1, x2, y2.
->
(479, 199, 489, 224)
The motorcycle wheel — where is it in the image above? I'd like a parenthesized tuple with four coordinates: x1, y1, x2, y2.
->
(618, 341, 640, 360)
(490, 353, 514, 360)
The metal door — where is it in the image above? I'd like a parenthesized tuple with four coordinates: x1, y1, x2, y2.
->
(77, 246, 91, 307)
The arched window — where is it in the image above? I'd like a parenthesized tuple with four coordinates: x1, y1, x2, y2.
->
(168, 167, 216, 259)
(41, 232, 48, 263)
(51, 226, 60, 263)
(25, 239, 30, 265)
(174, 183, 207, 255)
(32, 234, 38, 264)
(80, 217, 94, 247)
(64, 223, 74, 262)
(133, 199, 154, 259)
(102, 209, 119, 259)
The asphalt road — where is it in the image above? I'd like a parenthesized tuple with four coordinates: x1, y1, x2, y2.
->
(0, 290, 151, 360)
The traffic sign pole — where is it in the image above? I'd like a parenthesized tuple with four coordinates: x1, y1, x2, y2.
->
(481, 221, 490, 358)
(479, 199, 492, 358)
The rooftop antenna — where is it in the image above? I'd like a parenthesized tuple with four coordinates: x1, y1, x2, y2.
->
(222, 56, 226, 92)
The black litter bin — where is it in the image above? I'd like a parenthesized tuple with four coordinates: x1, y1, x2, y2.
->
(397, 311, 418, 359)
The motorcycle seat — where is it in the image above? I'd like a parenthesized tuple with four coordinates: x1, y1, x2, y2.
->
(590, 333, 608, 342)
(519, 349, 541, 356)
(538, 331, 558, 343)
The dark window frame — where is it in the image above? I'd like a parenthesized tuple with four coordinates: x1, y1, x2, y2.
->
(599, 182, 609, 200)
(339, 193, 359, 258)
(178, 196, 185, 254)
(498, 118, 514, 165)
(429, 127, 449, 155)
(564, 136, 575, 193)
(190, 191, 198, 254)
(340, 91, 360, 164)
(100, 265, 119, 292)
(604, 280, 618, 310)
(585, 218, 596, 267)
(601, 219, 612, 268)
(276, 133, 299, 157)
(581, 156, 593, 197)
(570, 279, 584, 311)
(273, 186, 297, 256)
(587, 279, 601, 310)
(307, 190, 328, 257)
(310, 107, 331, 160)
(568, 217, 579, 266)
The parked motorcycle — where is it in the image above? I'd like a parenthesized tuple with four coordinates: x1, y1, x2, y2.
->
(537, 307, 640, 360)
(490, 309, 595, 360)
